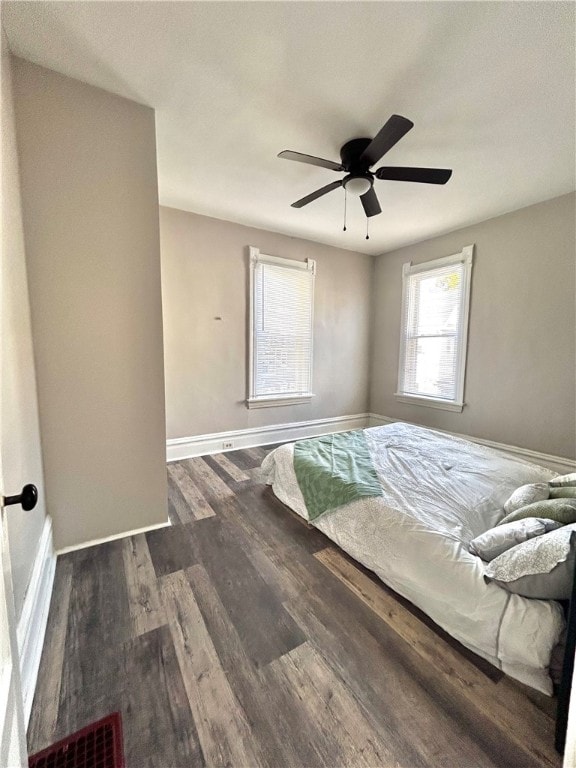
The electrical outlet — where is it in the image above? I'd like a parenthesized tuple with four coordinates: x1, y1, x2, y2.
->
(222, 441, 234, 450)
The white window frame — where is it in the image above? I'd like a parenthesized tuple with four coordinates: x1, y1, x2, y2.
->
(247, 246, 315, 409)
(395, 244, 474, 413)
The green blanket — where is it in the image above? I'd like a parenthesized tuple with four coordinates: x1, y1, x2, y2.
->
(293, 430, 383, 521)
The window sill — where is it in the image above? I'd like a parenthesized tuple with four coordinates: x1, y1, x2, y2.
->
(246, 394, 315, 409)
(394, 393, 464, 413)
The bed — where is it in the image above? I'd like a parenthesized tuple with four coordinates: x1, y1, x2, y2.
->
(261, 421, 566, 694)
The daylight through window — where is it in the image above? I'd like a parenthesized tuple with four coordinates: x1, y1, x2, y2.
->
(247, 247, 315, 408)
(396, 246, 473, 412)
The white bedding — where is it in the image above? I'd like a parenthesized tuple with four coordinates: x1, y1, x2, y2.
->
(261, 422, 566, 694)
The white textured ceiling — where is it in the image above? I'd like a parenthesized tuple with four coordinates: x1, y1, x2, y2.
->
(3, 1, 575, 255)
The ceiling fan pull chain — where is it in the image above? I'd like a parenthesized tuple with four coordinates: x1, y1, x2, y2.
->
(366, 217, 369, 240)
(343, 188, 347, 232)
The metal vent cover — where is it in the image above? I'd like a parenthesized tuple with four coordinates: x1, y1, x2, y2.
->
(29, 713, 124, 768)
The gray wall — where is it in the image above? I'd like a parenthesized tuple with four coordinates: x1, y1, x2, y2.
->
(1, 33, 47, 619)
(12, 59, 168, 550)
(160, 206, 373, 439)
(370, 192, 576, 459)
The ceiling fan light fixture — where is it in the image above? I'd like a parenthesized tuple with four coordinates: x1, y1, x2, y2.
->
(343, 175, 372, 197)
(281, 115, 452, 221)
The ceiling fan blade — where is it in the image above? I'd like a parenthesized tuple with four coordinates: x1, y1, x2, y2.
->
(291, 180, 343, 208)
(360, 187, 381, 217)
(375, 166, 453, 184)
(278, 150, 344, 172)
(359, 115, 414, 167)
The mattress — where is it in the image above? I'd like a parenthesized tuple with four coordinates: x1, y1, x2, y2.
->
(261, 422, 565, 694)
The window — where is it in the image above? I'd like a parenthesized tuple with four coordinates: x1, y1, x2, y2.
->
(396, 245, 474, 412)
(247, 246, 315, 408)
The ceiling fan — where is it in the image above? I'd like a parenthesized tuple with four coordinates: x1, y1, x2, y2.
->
(278, 114, 452, 218)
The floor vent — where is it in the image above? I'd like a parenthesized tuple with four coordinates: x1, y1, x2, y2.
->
(29, 713, 124, 768)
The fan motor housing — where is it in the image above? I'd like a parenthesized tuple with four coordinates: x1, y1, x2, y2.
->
(340, 138, 372, 171)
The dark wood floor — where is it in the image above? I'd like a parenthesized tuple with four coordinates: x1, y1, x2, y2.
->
(29, 446, 561, 767)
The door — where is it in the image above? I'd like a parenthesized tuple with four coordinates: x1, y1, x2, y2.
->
(0, 218, 27, 765)
(0, 486, 27, 767)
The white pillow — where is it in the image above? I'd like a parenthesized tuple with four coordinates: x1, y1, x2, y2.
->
(469, 518, 563, 561)
(503, 483, 549, 514)
(484, 525, 576, 599)
(550, 473, 576, 488)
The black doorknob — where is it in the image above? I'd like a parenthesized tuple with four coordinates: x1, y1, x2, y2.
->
(4, 484, 38, 511)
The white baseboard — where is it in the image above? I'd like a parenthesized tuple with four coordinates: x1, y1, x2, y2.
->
(166, 413, 370, 462)
(17, 515, 56, 726)
(56, 519, 172, 556)
(367, 413, 576, 474)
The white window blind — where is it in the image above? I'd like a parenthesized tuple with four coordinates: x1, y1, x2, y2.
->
(396, 246, 473, 412)
(248, 247, 315, 407)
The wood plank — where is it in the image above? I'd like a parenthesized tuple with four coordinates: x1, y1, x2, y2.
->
(27, 558, 74, 753)
(181, 457, 235, 505)
(192, 513, 306, 666)
(315, 546, 560, 768)
(185, 564, 311, 767)
(122, 534, 166, 637)
(167, 472, 196, 524)
(202, 453, 255, 492)
(509, 676, 558, 720)
(121, 625, 204, 768)
(161, 570, 262, 768)
(168, 463, 215, 520)
(227, 464, 268, 492)
(217, 482, 329, 555)
(213, 496, 365, 612)
(241, 536, 302, 603)
(182, 484, 303, 605)
(41, 626, 205, 768)
(56, 541, 132, 741)
(167, 497, 182, 526)
(208, 452, 250, 482)
(245, 446, 268, 463)
(202, 453, 268, 494)
(284, 592, 535, 768)
(146, 523, 198, 578)
(221, 448, 258, 472)
(266, 642, 398, 768)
